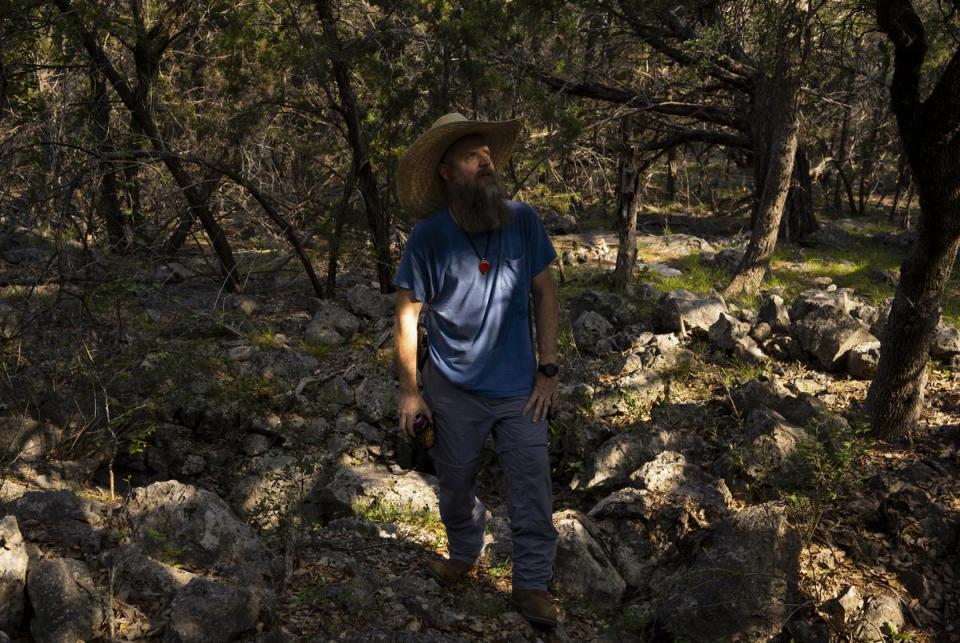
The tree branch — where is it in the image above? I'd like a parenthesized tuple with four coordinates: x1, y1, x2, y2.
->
(876, 0, 926, 131)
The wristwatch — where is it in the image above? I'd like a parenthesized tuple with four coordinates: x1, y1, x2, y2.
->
(537, 363, 559, 378)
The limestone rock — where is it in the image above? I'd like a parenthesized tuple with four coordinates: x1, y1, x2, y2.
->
(653, 289, 727, 334)
(628, 451, 734, 521)
(855, 593, 904, 643)
(27, 558, 106, 643)
(846, 341, 881, 380)
(345, 284, 393, 319)
(709, 314, 767, 363)
(568, 290, 639, 328)
(541, 209, 578, 234)
(790, 288, 855, 321)
(122, 480, 278, 584)
(576, 433, 647, 490)
(0, 516, 28, 630)
(931, 321, 960, 360)
(305, 302, 361, 345)
(0, 415, 62, 462)
(658, 503, 801, 641)
(741, 409, 810, 483)
(355, 374, 398, 424)
(0, 491, 108, 554)
(572, 310, 614, 355)
(99, 544, 194, 602)
(0, 302, 20, 340)
(792, 306, 877, 370)
(170, 578, 260, 643)
(314, 463, 440, 520)
(729, 377, 829, 426)
(758, 293, 791, 332)
(552, 510, 626, 605)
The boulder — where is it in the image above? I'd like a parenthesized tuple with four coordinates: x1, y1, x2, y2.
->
(315, 376, 355, 415)
(313, 463, 440, 520)
(750, 321, 773, 342)
(170, 578, 260, 643)
(789, 288, 855, 322)
(855, 593, 905, 643)
(639, 262, 683, 278)
(354, 374, 398, 424)
(758, 293, 791, 332)
(572, 310, 614, 355)
(0, 491, 108, 554)
(931, 322, 960, 360)
(27, 558, 106, 643)
(122, 480, 278, 585)
(709, 314, 767, 363)
(792, 305, 877, 370)
(658, 503, 801, 642)
(305, 302, 361, 345)
(729, 377, 828, 426)
(99, 544, 194, 602)
(0, 415, 62, 462)
(846, 341, 881, 380)
(653, 289, 727, 334)
(552, 510, 626, 605)
(822, 584, 862, 629)
(0, 516, 28, 630)
(763, 333, 807, 362)
(567, 290, 639, 328)
(741, 409, 811, 483)
(344, 284, 393, 319)
(628, 451, 734, 521)
(0, 302, 20, 340)
(541, 209, 579, 234)
(576, 433, 647, 490)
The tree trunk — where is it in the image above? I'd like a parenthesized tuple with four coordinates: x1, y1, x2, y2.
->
(326, 162, 357, 299)
(612, 117, 641, 291)
(867, 231, 960, 436)
(315, 0, 394, 293)
(867, 0, 960, 438)
(89, 71, 126, 248)
(665, 146, 678, 201)
(726, 6, 804, 297)
(888, 152, 909, 224)
(780, 145, 818, 242)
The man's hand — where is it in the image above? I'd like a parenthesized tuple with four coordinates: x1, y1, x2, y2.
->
(522, 372, 558, 423)
(398, 390, 432, 439)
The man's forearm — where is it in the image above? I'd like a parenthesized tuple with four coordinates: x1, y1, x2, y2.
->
(533, 269, 559, 364)
(395, 291, 422, 394)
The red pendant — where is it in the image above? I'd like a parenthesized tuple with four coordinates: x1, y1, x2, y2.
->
(479, 259, 490, 274)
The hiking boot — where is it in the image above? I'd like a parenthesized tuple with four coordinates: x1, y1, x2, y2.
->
(511, 588, 559, 627)
(424, 558, 473, 587)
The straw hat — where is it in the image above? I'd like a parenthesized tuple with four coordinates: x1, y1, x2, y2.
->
(397, 112, 524, 218)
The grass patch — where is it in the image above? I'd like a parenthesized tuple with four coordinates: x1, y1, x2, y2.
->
(353, 497, 446, 548)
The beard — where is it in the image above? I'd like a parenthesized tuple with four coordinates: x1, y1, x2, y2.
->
(445, 170, 513, 233)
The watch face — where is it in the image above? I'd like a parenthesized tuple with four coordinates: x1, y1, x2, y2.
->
(539, 363, 559, 377)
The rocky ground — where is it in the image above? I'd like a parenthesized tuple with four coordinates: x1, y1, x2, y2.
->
(0, 213, 958, 642)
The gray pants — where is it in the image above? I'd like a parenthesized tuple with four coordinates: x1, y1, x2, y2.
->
(422, 360, 558, 590)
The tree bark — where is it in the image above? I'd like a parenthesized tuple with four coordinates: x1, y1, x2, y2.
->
(613, 117, 641, 291)
(89, 71, 126, 248)
(726, 4, 805, 296)
(315, 0, 394, 293)
(866, 0, 960, 438)
(780, 145, 818, 242)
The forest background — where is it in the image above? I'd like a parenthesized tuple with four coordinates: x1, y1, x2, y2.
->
(1, 0, 960, 640)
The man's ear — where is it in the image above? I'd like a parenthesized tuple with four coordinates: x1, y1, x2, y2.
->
(438, 163, 450, 182)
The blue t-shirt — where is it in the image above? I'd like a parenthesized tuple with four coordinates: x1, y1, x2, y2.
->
(394, 200, 557, 397)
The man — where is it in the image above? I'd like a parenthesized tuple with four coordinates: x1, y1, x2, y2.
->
(393, 113, 561, 627)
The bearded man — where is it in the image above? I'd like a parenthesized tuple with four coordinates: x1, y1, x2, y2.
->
(394, 113, 561, 627)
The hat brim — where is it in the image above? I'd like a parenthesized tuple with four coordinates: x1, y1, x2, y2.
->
(397, 118, 524, 218)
